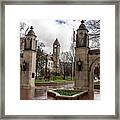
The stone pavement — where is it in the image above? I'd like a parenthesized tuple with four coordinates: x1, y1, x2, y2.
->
(20, 83, 100, 100)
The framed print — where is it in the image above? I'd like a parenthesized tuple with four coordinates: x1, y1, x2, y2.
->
(0, 0, 119, 119)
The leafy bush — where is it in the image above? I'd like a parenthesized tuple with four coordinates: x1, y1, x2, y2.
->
(35, 75, 72, 83)
(54, 89, 82, 96)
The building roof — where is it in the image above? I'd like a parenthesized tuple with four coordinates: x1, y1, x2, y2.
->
(53, 38, 60, 46)
(26, 26, 37, 37)
(77, 20, 89, 32)
(47, 54, 53, 61)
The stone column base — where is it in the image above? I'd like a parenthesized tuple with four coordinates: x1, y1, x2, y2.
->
(20, 86, 35, 100)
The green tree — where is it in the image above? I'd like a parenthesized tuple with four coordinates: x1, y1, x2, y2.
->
(36, 42, 46, 79)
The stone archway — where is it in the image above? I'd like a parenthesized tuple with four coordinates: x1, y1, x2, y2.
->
(89, 57, 100, 92)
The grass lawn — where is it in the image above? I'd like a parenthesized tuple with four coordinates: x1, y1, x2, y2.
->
(35, 76, 73, 83)
(94, 80, 100, 89)
(94, 80, 100, 85)
(35, 76, 100, 88)
(54, 89, 82, 96)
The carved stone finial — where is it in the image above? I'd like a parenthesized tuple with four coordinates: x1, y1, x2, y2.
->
(30, 26, 33, 30)
(81, 20, 84, 24)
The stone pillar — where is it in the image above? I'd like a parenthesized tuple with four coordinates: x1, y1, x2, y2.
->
(74, 47, 89, 89)
(74, 20, 89, 90)
(20, 26, 37, 89)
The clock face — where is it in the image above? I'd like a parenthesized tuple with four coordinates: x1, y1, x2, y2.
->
(54, 45, 57, 47)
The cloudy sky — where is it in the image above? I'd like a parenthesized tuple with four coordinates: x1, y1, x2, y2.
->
(20, 19, 82, 54)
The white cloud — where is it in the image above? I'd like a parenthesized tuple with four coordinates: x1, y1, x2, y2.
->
(20, 19, 81, 54)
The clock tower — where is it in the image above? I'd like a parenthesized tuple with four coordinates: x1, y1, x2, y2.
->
(53, 38, 60, 75)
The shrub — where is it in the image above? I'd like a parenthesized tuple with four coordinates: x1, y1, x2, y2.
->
(54, 89, 82, 96)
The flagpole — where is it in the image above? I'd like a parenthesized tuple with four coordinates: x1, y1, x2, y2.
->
(72, 28, 76, 81)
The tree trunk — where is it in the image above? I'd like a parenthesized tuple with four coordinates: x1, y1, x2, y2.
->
(63, 62, 65, 80)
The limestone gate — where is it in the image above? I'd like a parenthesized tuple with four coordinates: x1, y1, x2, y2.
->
(20, 21, 100, 95)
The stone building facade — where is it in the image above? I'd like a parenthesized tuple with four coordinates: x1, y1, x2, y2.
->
(47, 54, 54, 73)
(43, 53, 53, 73)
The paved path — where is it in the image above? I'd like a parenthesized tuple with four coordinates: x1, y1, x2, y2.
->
(33, 83, 74, 100)
(21, 83, 100, 100)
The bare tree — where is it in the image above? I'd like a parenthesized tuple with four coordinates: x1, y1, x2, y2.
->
(20, 22, 29, 37)
(72, 20, 100, 49)
(85, 20, 100, 49)
(61, 51, 73, 79)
